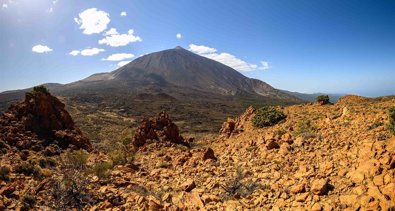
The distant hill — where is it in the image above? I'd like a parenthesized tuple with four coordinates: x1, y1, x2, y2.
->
(282, 90, 344, 103)
(0, 47, 303, 133)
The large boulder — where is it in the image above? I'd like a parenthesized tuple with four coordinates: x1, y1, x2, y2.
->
(132, 112, 189, 148)
(0, 88, 92, 151)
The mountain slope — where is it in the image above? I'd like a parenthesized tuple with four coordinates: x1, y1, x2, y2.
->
(0, 47, 303, 134)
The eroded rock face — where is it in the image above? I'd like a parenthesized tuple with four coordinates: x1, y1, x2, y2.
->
(132, 112, 189, 148)
(0, 91, 92, 151)
(219, 106, 256, 138)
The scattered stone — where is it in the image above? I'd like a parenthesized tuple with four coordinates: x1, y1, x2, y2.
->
(311, 179, 329, 195)
(294, 137, 305, 147)
(180, 179, 196, 192)
(311, 203, 322, 211)
(266, 140, 280, 150)
(296, 192, 309, 202)
(202, 147, 217, 161)
(201, 194, 220, 204)
(290, 183, 306, 194)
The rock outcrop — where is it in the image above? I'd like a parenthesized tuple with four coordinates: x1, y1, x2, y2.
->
(0, 89, 92, 151)
(219, 106, 256, 138)
(132, 112, 189, 147)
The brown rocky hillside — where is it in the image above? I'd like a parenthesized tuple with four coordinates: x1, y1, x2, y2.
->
(0, 93, 394, 210)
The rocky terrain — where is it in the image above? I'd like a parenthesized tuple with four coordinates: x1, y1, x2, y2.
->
(0, 88, 395, 210)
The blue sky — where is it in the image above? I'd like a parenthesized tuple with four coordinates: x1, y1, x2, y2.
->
(0, 0, 394, 96)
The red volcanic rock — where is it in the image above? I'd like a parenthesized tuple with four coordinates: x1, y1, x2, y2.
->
(219, 106, 256, 138)
(0, 89, 92, 151)
(132, 112, 189, 148)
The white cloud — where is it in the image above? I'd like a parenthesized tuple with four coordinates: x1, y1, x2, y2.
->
(74, 8, 110, 35)
(99, 29, 142, 47)
(69, 50, 80, 56)
(69, 48, 105, 56)
(259, 61, 271, 70)
(188, 44, 267, 72)
(102, 53, 134, 61)
(32, 45, 53, 53)
(120, 11, 127, 16)
(176, 33, 182, 39)
(204, 53, 258, 72)
(188, 44, 217, 54)
(104, 28, 118, 36)
(2, 3, 8, 8)
(117, 60, 132, 67)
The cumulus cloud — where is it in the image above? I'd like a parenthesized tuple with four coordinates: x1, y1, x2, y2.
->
(102, 53, 134, 61)
(104, 28, 118, 36)
(74, 8, 110, 35)
(2, 3, 8, 8)
(176, 33, 182, 39)
(69, 50, 80, 56)
(259, 61, 271, 70)
(188, 44, 217, 54)
(188, 44, 265, 72)
(120, 11, 127, 16)
(32, 45, 53, 53)
(117, 60, 132, 67)
(99, 29, 142, 47)
(68, 48, 105, 56)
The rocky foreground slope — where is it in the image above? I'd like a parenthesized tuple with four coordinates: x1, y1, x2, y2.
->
(0, 91, 394, 210)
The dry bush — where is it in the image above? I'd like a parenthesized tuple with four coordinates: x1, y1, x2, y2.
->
(50, 150, 95, 210)
(221, 166, 260, 199)
(92, 161, 113, 180)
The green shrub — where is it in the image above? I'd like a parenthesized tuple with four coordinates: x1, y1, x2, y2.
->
(274, 128, 287, 136)
(39, 157, 57, 168)
(15, 162, 42, 180)
(32, 85, 50, 95)
(92, 161, 113, 180)
(388, 107, 395, 135)
(293, 119, 316, 138)
(0, 166, 10, 181)
(65, 150, 89, 170)
(316, 95, 330, 105)
(252, 106, 286, 128)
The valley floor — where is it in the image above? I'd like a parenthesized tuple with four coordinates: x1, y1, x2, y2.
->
(1, 95, 395, 210)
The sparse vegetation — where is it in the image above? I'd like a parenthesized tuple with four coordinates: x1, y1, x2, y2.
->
(21, 193, 36, 211)
(92, 161, 113, 180)
(51, 150, 95, 210)
(38, 157, 57, 168)
(221, 166, 260, 199)
(100, 129, 135, 166)
(252, 106, 286, 128)
(0, 166, 10, 181)
(316, 95, 330, 105)
(30, 85, 50, 95)
(274, 128, 287, 136)
(388, 107, 395, 135)
(293, 118, 316, 138)
(65, 150, 89, 170)
(15, 161, 42, 180)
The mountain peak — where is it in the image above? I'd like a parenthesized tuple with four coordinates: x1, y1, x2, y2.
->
(174, 46, 185, 50)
